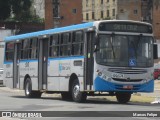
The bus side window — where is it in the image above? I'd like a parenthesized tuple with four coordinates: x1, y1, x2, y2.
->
(5, 42, 14, 61)
(21, 39, 30, 59)
(31, 38, 38, 59)
(60, 33, 71, 56)
(72, 31, 84, 55)
(49, 34, 59, 57)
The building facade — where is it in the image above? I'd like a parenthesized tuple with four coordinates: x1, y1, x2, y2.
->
(45, 0, 83, 29)
(82, 0, 160, 40)
(153, 0, 160, 40)
(82, 0, 142, 22)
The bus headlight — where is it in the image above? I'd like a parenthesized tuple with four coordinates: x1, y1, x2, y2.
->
(143, 79, 148, 83)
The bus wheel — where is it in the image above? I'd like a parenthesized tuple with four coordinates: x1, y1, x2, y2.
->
(24, 78, 42, 98)
(61, 92, 72, 101)
(116, 92, 131, 104)
(71, 79, 87, 103)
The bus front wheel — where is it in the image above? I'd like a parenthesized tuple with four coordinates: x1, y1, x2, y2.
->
(116, 92, 131, 104)
(24, 78, 42, 98)
(71, 79, 87, 103)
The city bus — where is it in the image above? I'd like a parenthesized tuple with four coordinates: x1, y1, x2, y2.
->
(3, 20, 157, 103)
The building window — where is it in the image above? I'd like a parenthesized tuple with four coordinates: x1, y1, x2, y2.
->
(101, 0, 103, 4)
(53, 0, 59, 18)
(86, 0, 89, 7)
(92, 12, 95, 19)
(113, 0, 115, 2)
(86, 13, 89, 20)
(112, 9, 115, 16)
(101, 11, 104, 18)
(134, 9, 138, 14)
(72, 9, 77, 14)
(107, 0, 109, 2)
(107, 10, 110, 17)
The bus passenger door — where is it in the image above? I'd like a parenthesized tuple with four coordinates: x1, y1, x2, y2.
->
(84, 31, 95, 90)
(38, 38, 49, 90)
(13, 43, 21, 88)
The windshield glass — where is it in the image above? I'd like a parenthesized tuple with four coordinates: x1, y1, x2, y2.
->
(96, 35, 154, 67)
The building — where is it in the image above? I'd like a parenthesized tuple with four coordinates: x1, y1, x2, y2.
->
(82, 0, 142, 22)
(45, 0, 83, 29)
(153, 0, 160, 40)
(82, 0, 160, 40)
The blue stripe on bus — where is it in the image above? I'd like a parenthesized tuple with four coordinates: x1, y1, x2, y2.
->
(4, 22, 94, 42)
(48, 56, 84, 61)
(3, 56, 84, 64)
(4, 61, 13, 64)
(94, 76, 154, 92)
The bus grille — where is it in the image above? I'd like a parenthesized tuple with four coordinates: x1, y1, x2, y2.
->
(112, 78, 143, 82)
(108, 68, 147, 74)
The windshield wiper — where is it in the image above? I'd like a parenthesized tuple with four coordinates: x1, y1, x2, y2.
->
(110, 36, 115, 59)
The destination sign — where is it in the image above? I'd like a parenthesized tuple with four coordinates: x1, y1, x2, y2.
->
(99, 22, 152, 33)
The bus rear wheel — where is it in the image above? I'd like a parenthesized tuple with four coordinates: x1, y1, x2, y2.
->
(71, 79, 87, 103)
(24, 78, 42, 98)
(116, 92, 131, 104)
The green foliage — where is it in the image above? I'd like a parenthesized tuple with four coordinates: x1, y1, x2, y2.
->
(0, 0, 11, 20)
(10, 0, 32, 22)
(0, 0, 44, 23)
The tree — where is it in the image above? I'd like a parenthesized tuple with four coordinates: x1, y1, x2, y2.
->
(10, 0, 32, 22)
(0, 0, 11, 20)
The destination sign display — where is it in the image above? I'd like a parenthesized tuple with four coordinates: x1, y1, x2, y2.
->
(99, 22, 152, 33)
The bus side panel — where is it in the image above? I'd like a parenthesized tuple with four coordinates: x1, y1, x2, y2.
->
(19, 61, 38, 90)
(29, 61, 38, 90)
(47, 59, 60, 91)
(3, 63, 13, 88)
(70, 57, 84, 91)
(59, 59, 71, 91)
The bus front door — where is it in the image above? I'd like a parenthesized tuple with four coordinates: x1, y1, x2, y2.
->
(38, 38, 49, 90)
(85, 31, 95, 90)
(13, 43, 21, 88)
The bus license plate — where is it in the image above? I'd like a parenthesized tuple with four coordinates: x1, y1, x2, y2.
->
(123, 85, 133, 90)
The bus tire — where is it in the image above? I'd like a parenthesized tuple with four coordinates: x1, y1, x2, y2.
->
(71, 79, 87, 103)
(24, 78, 42, 98)
(116, 92, 131, 104)
(61, 92, 72, 101)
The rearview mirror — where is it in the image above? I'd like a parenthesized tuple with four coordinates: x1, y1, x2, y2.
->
(94, 36, 100, 52)
(154, 43, 158, 59)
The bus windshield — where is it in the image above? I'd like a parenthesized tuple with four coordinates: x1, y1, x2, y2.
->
(96, 35, 154, 67)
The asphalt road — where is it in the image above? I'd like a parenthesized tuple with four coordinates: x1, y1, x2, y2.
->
(0, 86, 160, 120)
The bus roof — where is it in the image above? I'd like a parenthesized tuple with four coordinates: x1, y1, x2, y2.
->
(4, 20, 152, 42)
(4, 22, 94, 42)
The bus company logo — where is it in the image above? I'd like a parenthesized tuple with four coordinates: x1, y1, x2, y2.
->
(2, 112, 11, 118)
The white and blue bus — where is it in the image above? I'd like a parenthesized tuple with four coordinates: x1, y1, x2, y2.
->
(3, 20, 157, 103)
